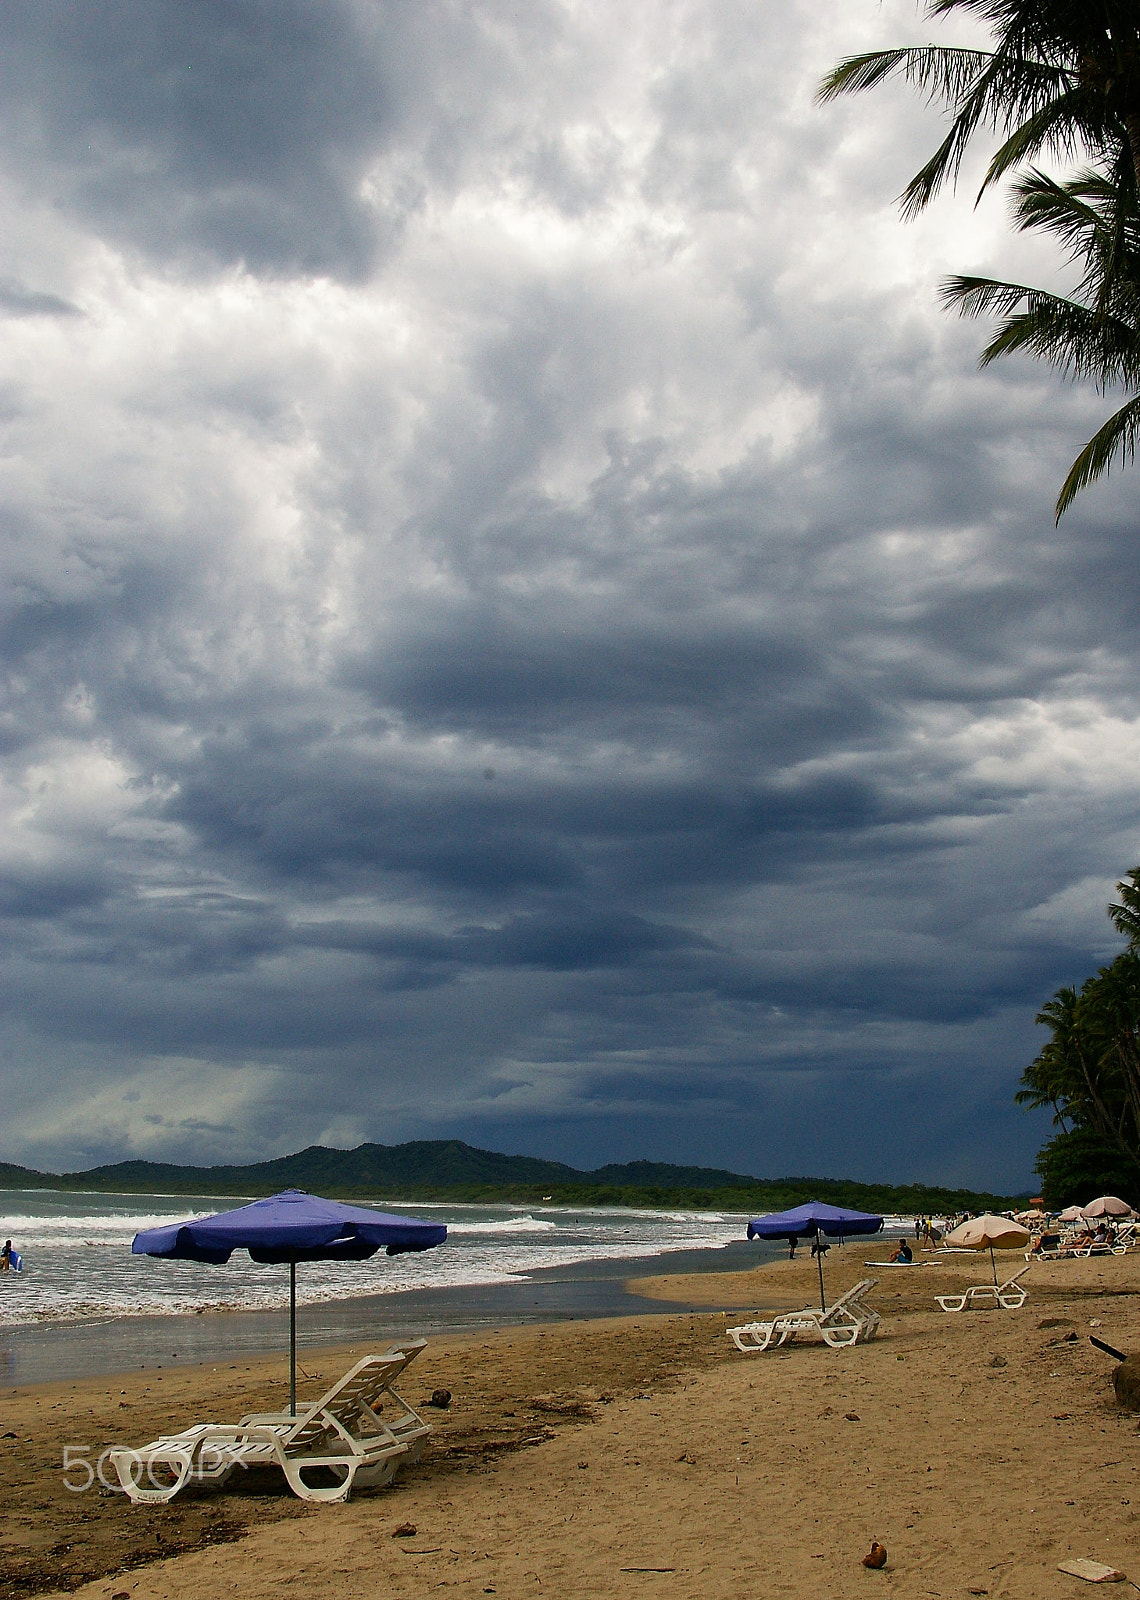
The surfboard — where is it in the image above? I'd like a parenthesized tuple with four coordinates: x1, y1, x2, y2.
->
(2, 1251, 21, 1274)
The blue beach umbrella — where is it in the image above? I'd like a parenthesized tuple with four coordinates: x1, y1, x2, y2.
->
(132, 1189, 447, 1413)
(746, 1202, 883, 1312)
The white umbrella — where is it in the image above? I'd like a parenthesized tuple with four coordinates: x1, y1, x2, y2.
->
(943, 1213, 1031, 1285)
(1058, 1204, 1085, 1223)
(1080, 1196, 1133, 1218)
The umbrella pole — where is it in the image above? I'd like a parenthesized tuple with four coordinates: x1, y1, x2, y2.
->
(990, 1243, 998, 1287)
(816, 1230, 826, 1313)
(289, 1256, 297, 1417)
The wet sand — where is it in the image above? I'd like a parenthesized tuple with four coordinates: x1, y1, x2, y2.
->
(4, 1249, 1140, 1600)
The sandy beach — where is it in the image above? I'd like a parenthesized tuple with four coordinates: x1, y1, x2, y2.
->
(4, 1249, 1140, 1600)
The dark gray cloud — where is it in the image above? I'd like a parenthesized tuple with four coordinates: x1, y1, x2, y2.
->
(0, 0, 409, 276)
(0, 0, 1132, 1187)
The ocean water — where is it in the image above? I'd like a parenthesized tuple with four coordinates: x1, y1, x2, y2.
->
(0, 1189, 752, 1329)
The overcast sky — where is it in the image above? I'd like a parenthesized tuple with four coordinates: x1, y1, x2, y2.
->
(0, 0, 1134, 1190)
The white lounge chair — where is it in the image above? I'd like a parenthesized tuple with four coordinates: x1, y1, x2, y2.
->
(935, 1265, 1030, 1312)
(728, 1278, 880, 1353)
(1026, 1244, 1123, 1260)
(108, 1342, 429, 1505)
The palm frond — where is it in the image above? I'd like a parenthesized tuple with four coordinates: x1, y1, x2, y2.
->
(979, 301, 1135, 379)
(939, 272, 1039, 318)
(816, 47, 995, 107)
(941, 274, 1140, 385)
(898, 57, 1077, 217)
(1011, 168, 1112, 239)
(1008, 165, 1140, 315)
(980, 90, 1106, 196)
(1055, 394, 1140, 518)
(1109, 868, 1140, 945)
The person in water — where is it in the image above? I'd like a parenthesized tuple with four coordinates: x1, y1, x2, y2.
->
(0, 1240, 12, 1271)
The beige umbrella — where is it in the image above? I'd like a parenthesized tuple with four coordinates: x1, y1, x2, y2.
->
(943, 1213, 1031, 1284)
(1081, 1196, 1133, 1218)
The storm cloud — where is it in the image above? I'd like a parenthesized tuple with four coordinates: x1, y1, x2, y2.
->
(0, 0, 1133, 1188)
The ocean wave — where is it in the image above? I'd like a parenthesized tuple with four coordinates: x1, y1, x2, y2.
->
(0, 1190, 750, 1328)
(446, 1216, 558, 1235)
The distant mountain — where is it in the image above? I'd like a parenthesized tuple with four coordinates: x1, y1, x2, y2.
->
(0, 1160, 48, 1187)
(588, 1159, 761, 1190)
(0, 1139, 1020, 1212)
(54, 1141, 582, 1195)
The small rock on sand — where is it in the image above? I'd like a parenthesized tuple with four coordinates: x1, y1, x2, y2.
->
(1114, 1358, 1140, 1411)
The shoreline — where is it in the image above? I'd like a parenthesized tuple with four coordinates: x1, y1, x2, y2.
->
(0, 1239, 771, 1388)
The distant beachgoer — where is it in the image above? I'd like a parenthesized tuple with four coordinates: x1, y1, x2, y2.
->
(0, 1241, 11, 1272)
(788, 1237, 797, 1260)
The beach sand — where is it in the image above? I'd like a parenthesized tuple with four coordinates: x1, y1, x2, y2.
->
(4, 1249, 1140, 1600)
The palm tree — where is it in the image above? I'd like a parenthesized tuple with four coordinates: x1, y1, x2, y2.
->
(1017, 868, 1140, 1192)
(818, 1, 1140, 513)
(940, 162, 1140, 516)
(1018, 953, 1140, 1173)
(1110, 864, 1140, 944)
(818, 1, 1140, 215)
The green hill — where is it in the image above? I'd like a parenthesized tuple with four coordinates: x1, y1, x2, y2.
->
(0, 1160, 50, 1187)
(0, 1139, 1021, 1214)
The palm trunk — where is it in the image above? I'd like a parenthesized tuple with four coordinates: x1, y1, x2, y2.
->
(1125, 112, 1140, 198)
(1109, 1026, 1140, 1170)
(1077, 1034, 1135, 1163)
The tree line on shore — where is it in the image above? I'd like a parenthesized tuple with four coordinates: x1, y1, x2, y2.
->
(1019, 867, 1140, 1207)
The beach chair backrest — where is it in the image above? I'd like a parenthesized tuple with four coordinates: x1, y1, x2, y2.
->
(821, 1278, 878, 1320)
(281, 1356, 401, 1451)
(282, 1346, 425, 1451)
(329, 1341, 427, 1432)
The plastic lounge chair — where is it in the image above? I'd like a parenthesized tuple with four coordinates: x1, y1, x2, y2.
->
(109, 1343, 428, 1505)
(233, 1340, 431, 1474)
(109, 1342, 429, 1504)
(935, 1265, 1030, 1312)
(1034, 1242, 1127, 1260)
(728, 1278, 880, 1353)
